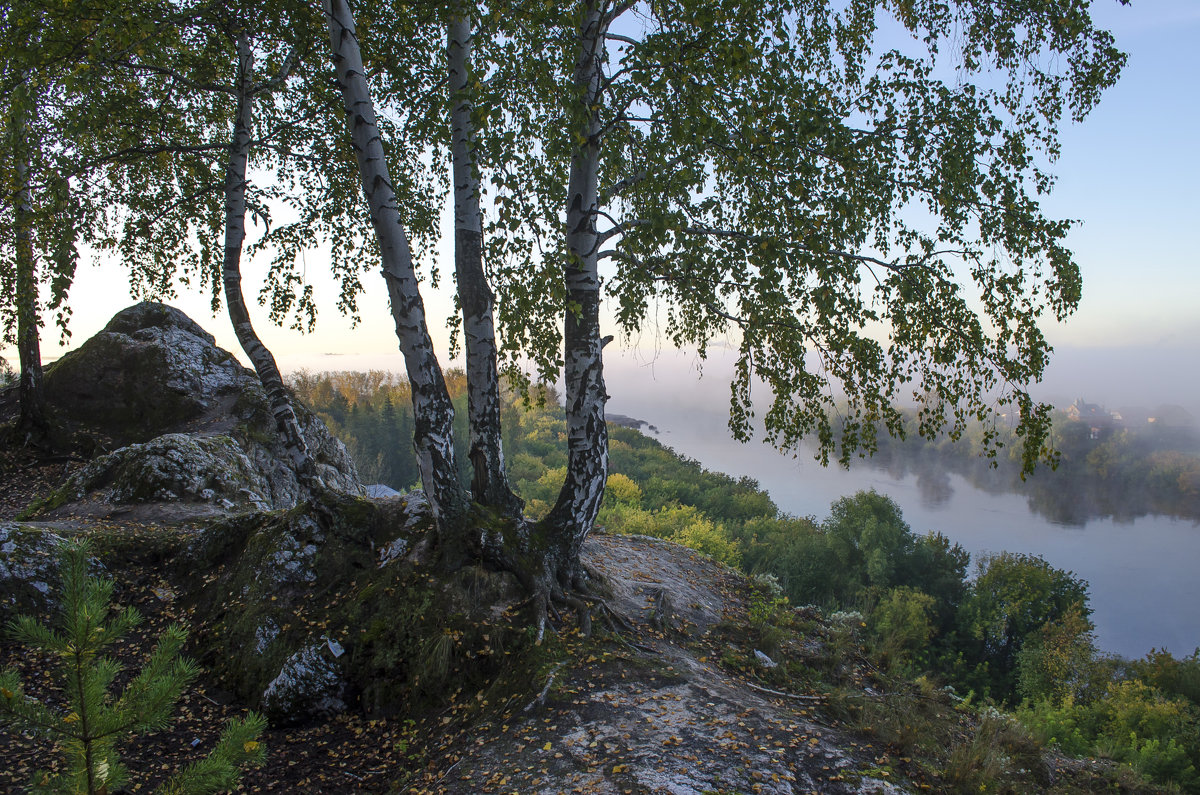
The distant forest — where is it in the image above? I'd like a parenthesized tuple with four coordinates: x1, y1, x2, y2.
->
(287, 367, 1200, 525)
(291, 370, 1200, 792)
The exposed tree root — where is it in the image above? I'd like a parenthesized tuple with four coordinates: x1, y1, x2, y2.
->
(520, 562, 637, 644)
(744, 681, 825, 702)
(522, 662, 565, 714)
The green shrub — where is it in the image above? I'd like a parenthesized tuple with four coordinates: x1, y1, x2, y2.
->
(671, 517, 741, 568)
(871, 586, 937, 672)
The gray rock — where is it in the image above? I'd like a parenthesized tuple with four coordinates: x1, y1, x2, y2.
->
(378, 490, 432, 567)
(0, 525, 103, 619)
(398, 490, 432, 532)
(0, 524, 66, 614)
(33, 303, 363, 517)
(378, 536, 409, 567)
(754, 649, 779, 668)
(61, 433, 273, 509)
(263, 515, 324, 585)
(44, 303, 247, 441)
(253, 618, 280, 654)
(261, 638, 347, 725)
(365, 483, 402, 499)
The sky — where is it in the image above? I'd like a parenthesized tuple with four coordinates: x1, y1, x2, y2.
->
(8, 0, 1200, 418)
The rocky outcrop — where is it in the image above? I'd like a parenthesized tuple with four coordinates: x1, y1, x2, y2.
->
(30, 303, 362, 516)
(260, 638, 347, 725)
(44, 303, 245, 442)
(54, 434, 274, 511)
(184, 492, 438, 727)
(0, 524, 95, 619)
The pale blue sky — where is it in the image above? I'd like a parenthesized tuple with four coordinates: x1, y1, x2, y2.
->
(1040, 0, 1200, 349)
(11, 1, 1198, 412)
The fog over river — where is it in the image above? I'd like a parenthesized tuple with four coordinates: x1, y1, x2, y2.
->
(604, 351, 1200, 660)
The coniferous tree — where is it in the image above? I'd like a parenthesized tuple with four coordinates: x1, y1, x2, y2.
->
(0, 539, 266, 795)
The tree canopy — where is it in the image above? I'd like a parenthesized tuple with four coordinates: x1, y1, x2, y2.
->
(474, 0, 1126, 472)
(3, 0, 1128, 591)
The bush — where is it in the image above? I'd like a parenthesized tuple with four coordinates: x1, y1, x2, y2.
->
(871, 586, 937, 671)
(956, 551, 1091, 701)
(1018, 679, 1200, 792)
(671, 517, 741, 568)
(604, 472, 643, 506)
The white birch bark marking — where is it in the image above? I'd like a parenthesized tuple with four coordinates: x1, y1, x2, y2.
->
(221, 34, 315, 480)
(449, 13, 522, 516)
(325, 0, 465, 521)
(544, 1, 610, 561)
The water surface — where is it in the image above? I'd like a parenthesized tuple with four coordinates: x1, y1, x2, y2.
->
(606, 363, 1200, 659)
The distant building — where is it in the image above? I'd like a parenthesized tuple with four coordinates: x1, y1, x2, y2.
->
(1066, 398, 1106, 423)
(1065, 398, 1113, 440)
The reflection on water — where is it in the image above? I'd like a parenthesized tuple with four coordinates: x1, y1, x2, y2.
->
(606, 395, 1200, 659)
(856, 446, 1200, 528)
(916, 467, 953, 509)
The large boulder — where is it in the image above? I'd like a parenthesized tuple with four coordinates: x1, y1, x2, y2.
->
(31, 303, 362, 515)
(44, 303, 246, 441)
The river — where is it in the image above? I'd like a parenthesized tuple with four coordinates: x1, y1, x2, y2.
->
(605, 357, 1200, 660)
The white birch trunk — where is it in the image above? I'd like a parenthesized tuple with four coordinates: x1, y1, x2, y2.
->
(448, 13, 522, 517)
(326, 0, 466, 522)
(542, 0, 610, 568)
(220, 34, 316, 482)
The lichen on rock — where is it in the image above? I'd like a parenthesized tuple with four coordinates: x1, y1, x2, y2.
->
(260, 639, 347, 726)
(58, 433, 273, 510)
(0, 524, 100, 619)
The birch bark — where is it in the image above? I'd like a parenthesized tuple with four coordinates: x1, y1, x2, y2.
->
(325, 0, 466, 522)
(540, 0, 610, 568)
(220, 33, 315, 481)
(448, 13, 522, 517)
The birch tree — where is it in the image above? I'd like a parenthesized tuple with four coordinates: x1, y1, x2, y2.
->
(467, 0, 1125, 604)
(219, 28, 315, 479)
(1, 1, 105, 444)
(536, 0, 612, 586)
(89, 2, 405, 491)
(447, 10, 523, 518)
(325, 0, 468, 523)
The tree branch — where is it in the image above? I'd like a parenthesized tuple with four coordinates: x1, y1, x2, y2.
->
(251, 45, 299, 95)
(111, 59, 235, 96)
(599, 151, 689, 204)
(604, 32, 640, 47)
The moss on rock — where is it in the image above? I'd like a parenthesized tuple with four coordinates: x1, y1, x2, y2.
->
(0, 524, 103, 620)
(42, 434, 273, 511)
(182, 493, 532, 727)
(43, 303, 245, 443)
(30, 303, 363, 516)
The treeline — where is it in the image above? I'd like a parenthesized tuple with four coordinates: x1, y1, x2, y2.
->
(855, 407, 1200, 523)
(292, 371, 1200, 791)
(290, 369, 470, 492)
